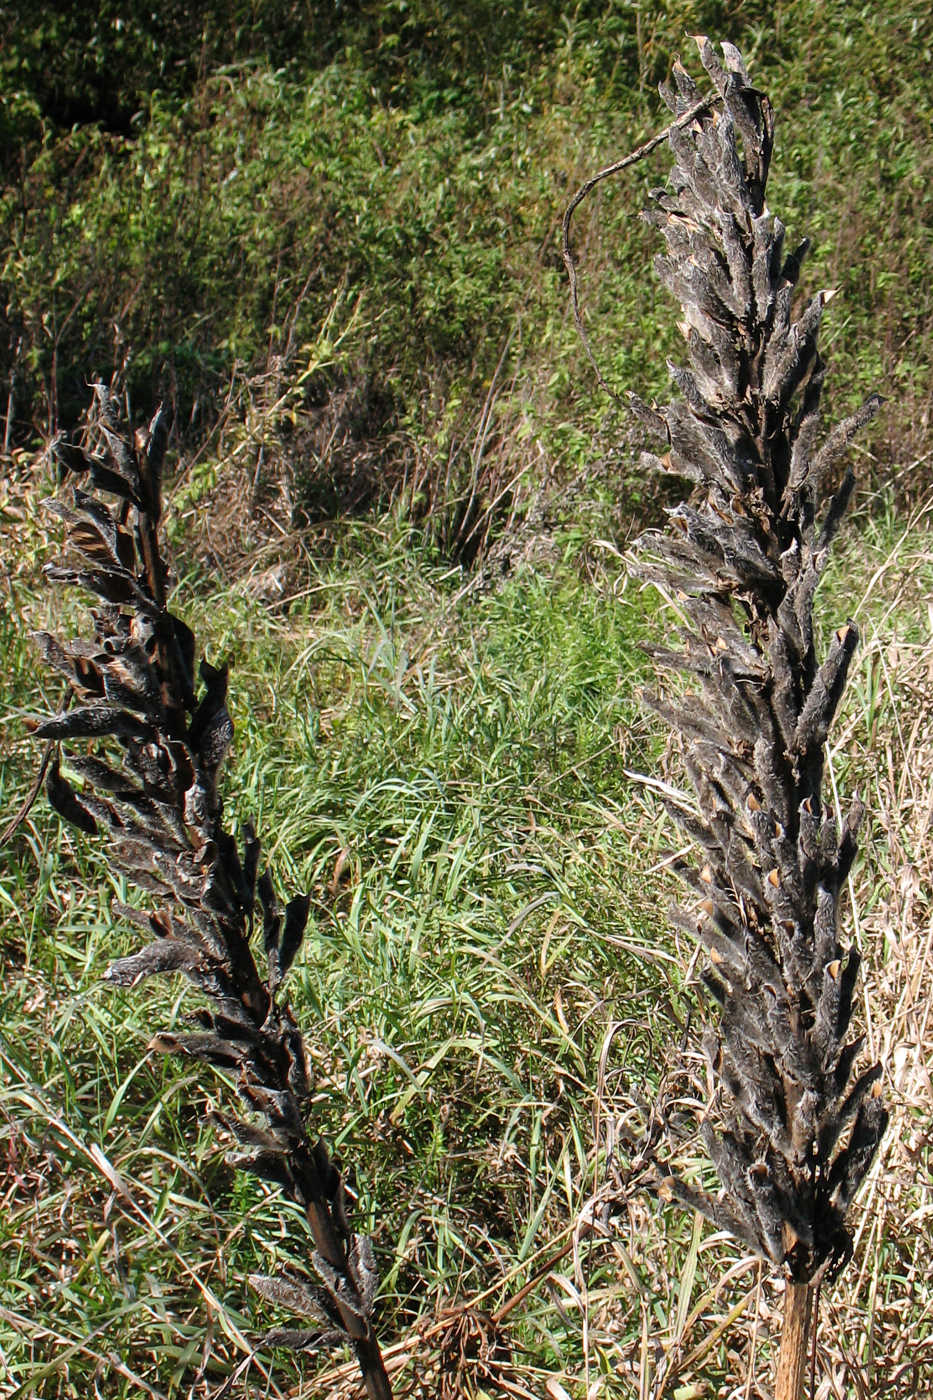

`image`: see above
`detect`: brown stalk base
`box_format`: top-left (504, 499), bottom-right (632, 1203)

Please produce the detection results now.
top-left (303, 1199), bottom-right (393, 1399)
top-left (356, 1337), bottom-right (393, 1400)
top-left (774, 1281), bottom-right (815, 1400)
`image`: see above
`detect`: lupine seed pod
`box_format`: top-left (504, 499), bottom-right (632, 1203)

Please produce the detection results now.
top-left (631, 40), bottom-right (887, 1286)
top-left (29, 384), bottom-right (393, 1400)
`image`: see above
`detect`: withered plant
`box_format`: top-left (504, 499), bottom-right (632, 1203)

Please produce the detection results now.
top-left (626, 40), bottom-right (888, 1398)
top-left (27, 385), bottom-right (393, 1400)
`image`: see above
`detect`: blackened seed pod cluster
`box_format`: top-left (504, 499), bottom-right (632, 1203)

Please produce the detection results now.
top-left (33, 383), bottom-right (392, 1399)
top-left (631, 39), bottom-right (887, 1284)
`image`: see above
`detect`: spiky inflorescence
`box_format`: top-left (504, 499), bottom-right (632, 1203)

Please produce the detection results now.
top-left (630, 40), bottom-right (888, 1284)
top-left (30, 385), bottom-right (392, 1400)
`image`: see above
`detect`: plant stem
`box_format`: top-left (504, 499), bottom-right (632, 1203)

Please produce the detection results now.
top-left (35, 390), bottom-right (396, 1400)
top-left (775, 1281), bottom-right (814, 1400)
top-left (352, 1329), bottom-right (393, 1400)
top-left (304, 1198), bottom-right (394, 1399)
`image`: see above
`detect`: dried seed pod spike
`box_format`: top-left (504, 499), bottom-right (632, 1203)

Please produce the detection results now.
top-left (29, 393), bottom-right (393, 1400)
top-left (628, 40), bottom-right (887, 1394)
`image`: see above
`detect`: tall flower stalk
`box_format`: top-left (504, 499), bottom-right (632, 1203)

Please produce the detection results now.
top-left (629, 40), bottom-right (888, 1396)
top-left (30, 385), bottom-right (393, 1400)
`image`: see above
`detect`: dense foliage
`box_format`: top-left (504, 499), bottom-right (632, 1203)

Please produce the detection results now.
top-left (2, 1), bottom-right (932, 524)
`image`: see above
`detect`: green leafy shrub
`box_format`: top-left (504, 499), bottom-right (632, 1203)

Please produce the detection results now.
top-left (4, 1), bottom-right (931, 543)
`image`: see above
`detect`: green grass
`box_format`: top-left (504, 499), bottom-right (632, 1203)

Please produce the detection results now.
top-left (0, 511), bottom-right (670, 1396)
top-left (3, 479), bottom-right (933, 1395)
top-left (3, 6), bottom-right (933, 1393)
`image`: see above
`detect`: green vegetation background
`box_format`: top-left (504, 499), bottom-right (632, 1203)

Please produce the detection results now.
top-left (3, 0), bottom-right (931, 500)
top-left (2, 3), bottom-right (931, 1396)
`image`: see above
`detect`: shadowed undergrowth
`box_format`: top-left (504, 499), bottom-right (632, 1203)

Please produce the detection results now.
top-left (3, 0), bottom-right (932, 553)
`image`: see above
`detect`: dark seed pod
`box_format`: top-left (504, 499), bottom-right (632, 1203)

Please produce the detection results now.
top-left (630, 42), bottom-right (886, 1285)
top-left (28, 385), bottom-right (393, 1399)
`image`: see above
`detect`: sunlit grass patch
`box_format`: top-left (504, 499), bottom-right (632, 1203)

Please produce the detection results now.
top-left (1, 510), bottom-right (671, 1395)
top-left (4, 477), bottom-right (932, 1395)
